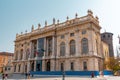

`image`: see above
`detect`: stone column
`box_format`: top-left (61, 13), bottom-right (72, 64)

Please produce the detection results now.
top-left (88, 29), bottom-right (94, 55)
top-left (36, 39), bottom-right (38, 58)
top-left (27, 61), bottom-right (31, 72)
top-left (16, 64), bottom-right (18, 73)
top-left (23, 49), bottom-right (25, 60)
top-left (75, 31), bottom-right (79, 56)
top-left (21, 63), bottom-right (25, 73)
top-left (29, 42), bottom-right (32, 58)
top-left (42, 60), bottom-right (45, 71)
top-left (44, 37), bottom-right (46, 57)
top-left (34, 60), bottom-right (36, 71)
top-left (65, 33), bottom-right (69, 57)
top-left (18, 50), bottom-right (20, 60)
top-left (52, 36), bottom-right (55, 58)
top-left (46, 38), bottom-right (48, 56)
top-left (51, 59), bottom-right (54, 71)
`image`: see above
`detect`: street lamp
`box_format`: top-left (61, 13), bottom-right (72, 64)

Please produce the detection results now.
top-left (62, 69), bottom-right (65, 80)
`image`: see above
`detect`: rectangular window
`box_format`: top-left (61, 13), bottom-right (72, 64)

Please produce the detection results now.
top-left (48, 38), bottom-right (52, 56)
top-left (71, 62), bottom-right (74, 71)
top-left (82, 30), bottom-right (86, 34)
top-left (83, 62), bottom-right (87, 71)
top-left (61, 35), bottom-right (64, 39)
top-left (70, 33), bottom-right (74, 37)
top-left (61, 63), bottom-right (64, 71)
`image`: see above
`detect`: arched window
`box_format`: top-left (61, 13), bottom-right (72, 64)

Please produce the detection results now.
top-left (60, 42), bottom-right (65, 56)
top-left (81, 38), bottom-right (88, 54)
top-left (70, 40), bottom-right (76, 55)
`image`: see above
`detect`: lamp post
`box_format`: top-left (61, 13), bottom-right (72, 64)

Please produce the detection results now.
top-left (62, 69), bottom-right (65, 80)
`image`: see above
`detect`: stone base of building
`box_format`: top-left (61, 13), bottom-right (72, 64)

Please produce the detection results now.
top-left (29, 70), bottom-right (113, 77)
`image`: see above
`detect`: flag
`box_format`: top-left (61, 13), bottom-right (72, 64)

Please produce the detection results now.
top-left (41, 48), bottom-right (45, 52)
top-left (34, 51), bottom-right (39, 55)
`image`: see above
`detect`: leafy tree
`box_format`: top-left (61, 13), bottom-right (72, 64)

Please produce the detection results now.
top-left (104, 57), bottom-right (120, 73)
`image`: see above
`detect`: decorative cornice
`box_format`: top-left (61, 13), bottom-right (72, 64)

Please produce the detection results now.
top-left (15, 11), bottom-right (100, 42)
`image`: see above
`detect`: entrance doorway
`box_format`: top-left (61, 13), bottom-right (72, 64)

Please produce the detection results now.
top-left (46, 61), bottom-right (50, 71)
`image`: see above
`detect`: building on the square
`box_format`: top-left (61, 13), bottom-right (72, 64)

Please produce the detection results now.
top-left (101, 32), bottom-right (114, 57)
top-left (12, 10), bottom-right (111, 73)
top-left (0, 52), bottom-right (13, 73)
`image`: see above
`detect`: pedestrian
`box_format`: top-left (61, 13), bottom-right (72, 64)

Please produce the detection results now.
top-left (2, 73), bottom-right (5, 80)
top-left (91, 72), bottom-right (94, 78)
top-left (28, 72), bottom-right (30, 80)
top-left (25, 73), bottom-right (28, 79)
top-left (5, 73), bottom-right (8, 80)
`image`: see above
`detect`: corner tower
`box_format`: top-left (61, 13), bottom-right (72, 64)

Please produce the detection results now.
top-left (101, 32), bottom-right (114, 57)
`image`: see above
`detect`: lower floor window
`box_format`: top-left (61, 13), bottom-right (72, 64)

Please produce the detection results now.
top-left (83, 61), bottom-right (87, 70)
top-left (70, 62), bottom-right (74, 71)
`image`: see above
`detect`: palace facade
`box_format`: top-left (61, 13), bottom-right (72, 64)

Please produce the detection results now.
top-left (12, 10), bottom-right (108, 73)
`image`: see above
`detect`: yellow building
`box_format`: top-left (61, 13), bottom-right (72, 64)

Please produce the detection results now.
top-left (101, 41), bottom-right (110, 70)
top-left (0, 52), bottom-right (13, 73)
top-left (13, 10), bottom-right (107, 73)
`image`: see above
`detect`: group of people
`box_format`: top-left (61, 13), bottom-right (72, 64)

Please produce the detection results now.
top-left (2, 73), bottom-right (8, 80)
top-left (25, 72), bottom-right (30, 80)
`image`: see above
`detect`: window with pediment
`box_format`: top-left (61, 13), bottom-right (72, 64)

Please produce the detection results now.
top-left (83, 61), bottom-right (87, 71)
top-left (81, 38), bottom-right (88, 54)
top-left (20, 49), bottom-right (23, 60)
top-left (70, 40), bottom-right (76, 55)
top-left (60, 42), bottom-right (65, 56)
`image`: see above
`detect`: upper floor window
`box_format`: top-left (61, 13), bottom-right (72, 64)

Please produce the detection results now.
top-left (108, 35), bottom-right (110, 38)
top-left (61, 35), bottom-right (64, 39)
top-left (70, 33), bottom-right (74, 37)
top-left (103, 35), bottom-right (105, 38)
top-left (70, 40), bottom-right (76, 55)
top-left (60, 42), bottom-right (65, 56)
top-left (48, 38), bottom-right (52, 56)
top-left (81, 38), bottom-right (88, 54)
top-left (82, 30), bottom-right (86, 34)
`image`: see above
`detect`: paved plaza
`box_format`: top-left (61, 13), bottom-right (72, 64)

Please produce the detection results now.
top-left (0, 74), bottom-right (120, 80)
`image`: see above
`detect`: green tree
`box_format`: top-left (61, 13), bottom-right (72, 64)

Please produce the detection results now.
top-left (104, 57), bottom-right (120, 73)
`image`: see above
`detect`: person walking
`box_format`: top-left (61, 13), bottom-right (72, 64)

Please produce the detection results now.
top-left (2, 73), bottom-right (5, 80)
top-left (91, 72), bottom-right (94, 78)
top-left (25, 73), bottom-right (28, 79)
top-left (28, 72), bottom-right (30, 80)
top-left (5, 73), bottom-right (8, 80)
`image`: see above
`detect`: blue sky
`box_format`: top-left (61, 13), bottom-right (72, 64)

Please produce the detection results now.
top-left (0, 0), bottom-right (120, 54)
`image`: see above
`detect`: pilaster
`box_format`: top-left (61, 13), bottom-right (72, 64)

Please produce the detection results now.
top-left (34, 60), bottom-right (36, 71)
top-left (75, 30), bottom-right (79, 56)
top-left (42, 60), bottom-right (45, 71)
top-left (65, 32), bottom-right (69, 57)
top-left (52, 36), bottom-right (55, 58)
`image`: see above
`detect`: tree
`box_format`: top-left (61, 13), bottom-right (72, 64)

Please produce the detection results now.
top-left (104, 57), bottom-right (120, 73)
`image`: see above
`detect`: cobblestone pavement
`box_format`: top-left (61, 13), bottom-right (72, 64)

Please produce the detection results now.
top-left (0, 74), bottom-right (120, 80)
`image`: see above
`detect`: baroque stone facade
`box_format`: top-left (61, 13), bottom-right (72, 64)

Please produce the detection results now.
top-left (12, 10), bottom-right (106, 73)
